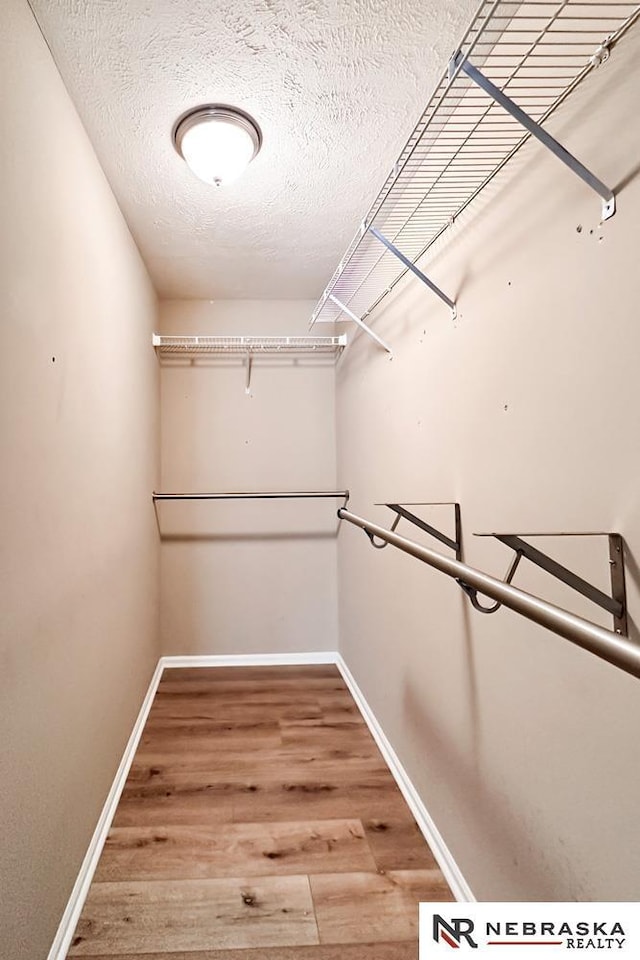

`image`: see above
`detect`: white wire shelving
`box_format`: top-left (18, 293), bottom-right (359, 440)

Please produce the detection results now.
top-left (310, 0), bottom-right (640, 344)
top-left (152, 334), bottom-right (347, 392)
top-left (152, 334), bottom-right (346, 358)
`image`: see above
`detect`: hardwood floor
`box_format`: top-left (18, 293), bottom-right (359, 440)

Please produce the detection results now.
top-left (67, 665), bottom-right (452, 958)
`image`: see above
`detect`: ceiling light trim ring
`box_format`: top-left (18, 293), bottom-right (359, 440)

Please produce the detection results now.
top-left (172, 105), bottom-right (262, 163)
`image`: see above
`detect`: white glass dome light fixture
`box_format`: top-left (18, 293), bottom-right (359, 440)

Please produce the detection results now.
top-left (173, 105), bottom-right (262, 187)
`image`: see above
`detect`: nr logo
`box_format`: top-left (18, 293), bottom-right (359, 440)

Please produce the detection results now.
top-left (433, 914), bottom-right (479, 949)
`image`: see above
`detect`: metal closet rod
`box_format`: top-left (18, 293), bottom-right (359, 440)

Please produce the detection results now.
top-left (338, 508), bottom-right (640, 682)
top-left (153, 490), bottom-right (349, 501)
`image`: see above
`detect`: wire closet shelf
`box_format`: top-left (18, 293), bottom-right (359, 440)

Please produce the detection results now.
top-left (310, 0), bottom-right (640, 330)
top-left (153, 334), bottom-right (346, 357)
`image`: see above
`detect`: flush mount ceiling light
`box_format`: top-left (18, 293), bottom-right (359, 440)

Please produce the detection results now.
top-left (173, 105), bottom-right (262, 187)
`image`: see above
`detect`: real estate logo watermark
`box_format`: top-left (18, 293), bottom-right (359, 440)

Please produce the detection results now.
top-left (420, 903), bottom-right (638, 959)
top-left (433, 913), bottom-right (479, 949)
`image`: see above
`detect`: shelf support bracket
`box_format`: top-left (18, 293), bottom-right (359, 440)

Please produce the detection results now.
top-left (467, 532), bottom-right (627, 634)
top-left (449, 51), bottom-right (616, 221)
top-left (368, 226), bottom-right (457, 318)
top-left (245, 352), bottom-right (252, 394)
top-left (328, 294), bottom-right (393, 354)
top-left (366, 502), bottom-right (462, 560)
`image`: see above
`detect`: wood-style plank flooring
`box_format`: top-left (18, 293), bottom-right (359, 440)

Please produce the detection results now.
top-left (67, 665), bottom-right (452, 958)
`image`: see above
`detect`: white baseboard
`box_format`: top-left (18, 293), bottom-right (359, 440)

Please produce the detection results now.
top-left (160, 651), bottom-right (339, 669)
top-left (335, 653), bottom-right (475, 903)
top-left (47, 660), bottom-right (165, 960)
top-left (49, 648), bottom-right (471, 957)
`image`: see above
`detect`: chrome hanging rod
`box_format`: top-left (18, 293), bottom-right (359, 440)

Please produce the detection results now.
top-left (337, 507), bottom-right (640, 681)
top-left (154, 490), bottom-right (350, 501)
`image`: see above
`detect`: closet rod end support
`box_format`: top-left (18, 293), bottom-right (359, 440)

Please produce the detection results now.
top-left (601, 195), bottom-right (616, 221)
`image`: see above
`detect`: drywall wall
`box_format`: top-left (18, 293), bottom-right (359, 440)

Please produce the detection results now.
top-left (159, 300), bottom-right (339, 655)
top-left (336, 25), bottom-right (640, 900)
top-left (0, 2), bottom-right (160, 957)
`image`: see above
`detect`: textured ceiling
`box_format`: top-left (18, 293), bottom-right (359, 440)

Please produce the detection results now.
top-left (29, 0), bottom-right (477, 299)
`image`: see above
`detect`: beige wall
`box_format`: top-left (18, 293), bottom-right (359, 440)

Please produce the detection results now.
top-left (336, 26), bottom-right (640, 900)
top-left (159, 300), bottom-right (338, 655)
top-left (0, 2), bottom-right (160, 957)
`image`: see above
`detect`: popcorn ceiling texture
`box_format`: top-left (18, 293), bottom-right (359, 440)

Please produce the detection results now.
top-left (28, 0), bottom-right (477, 300)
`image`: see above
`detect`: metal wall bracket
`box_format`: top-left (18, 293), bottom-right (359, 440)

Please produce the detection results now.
top-left (365, 502), bottom-right (462, 560)
top-left (449, 51), bottom-right (616, 222)
top-left (367, 227), bottom-right (457, 319)
top-left (245, 352), bottom-right (253, 394)
top-left (328, 294), bottom-right (393, 355)
top-left (468, 531), bottom-right (627, 635)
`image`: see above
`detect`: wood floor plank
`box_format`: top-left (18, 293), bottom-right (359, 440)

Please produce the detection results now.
top-left (310, 870), bottom-right (454, 944)
top-left (152, 688), bottom-right (351, 706)
top-left (113, 772), bottom-right (406, 827)
top-left (68, 876), bottom-right (319, 956)
top-left (147, 699), bottom-right (324, 724)
top-left (319, 708), bottom-right (364, 724)
top-left (75, 940), bottom-right (418, 959)
top-left (229, 775), bottom-right (410, 823)
top-left (157, 678), bottom-right (348, 696)
top-left (161, 665), bottom-right (341, 682)
top-left (139, 720), bottom-right (282, 753)
top-left (95, 819), bottom-right (377, 882)
top-left (280, 714), bottom-right (364, 729)
top-left (112, 782), bottom-right (234, 828)
top-left (75, 941), bottom-right (418, 960)
top-left (143, 716), bottom-right (280, 732)
top-left (279, 721), bottom-right (377, 750)
top-left (127, 746), bottom-right (389, 784)
top-left (362, 816), bottom-right (439, 872)
top-left (144, 716), bottom-right (282, 732)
